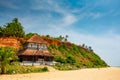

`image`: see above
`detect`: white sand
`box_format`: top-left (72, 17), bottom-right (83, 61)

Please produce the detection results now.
top-left (0, 67), bottom-right (120, 80)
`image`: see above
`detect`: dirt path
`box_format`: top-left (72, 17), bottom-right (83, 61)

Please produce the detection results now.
top-left (0, 67), bottom-right (120, 80)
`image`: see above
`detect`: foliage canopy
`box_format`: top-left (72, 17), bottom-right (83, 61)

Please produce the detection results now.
top-left (0, 47), bottom-right (18, 74)
top-left (0, 18), bottom-right (25, 38)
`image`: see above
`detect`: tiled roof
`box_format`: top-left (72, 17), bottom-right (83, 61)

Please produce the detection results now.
top-left (27, 35), bottom-right (47, 44)
top-left (18, 49), bottom-right (54, 57)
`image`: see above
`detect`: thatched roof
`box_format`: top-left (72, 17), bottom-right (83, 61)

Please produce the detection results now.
top-left (18, 49), bottom-right (54, 57)
top-left (27, 35), bottom-right (47, 44)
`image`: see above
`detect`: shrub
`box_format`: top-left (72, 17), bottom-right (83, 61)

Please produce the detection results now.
top-left (7, 69), bottom-right (15, 74)
top-left (49, 44), bottom-right (57, 49)
top-left (10, 62), bottom-right (20, 66)
top-left (58, 46), bottom-right (65, 53)
top-left (71, 45), bottom-right (79, 53)
top-left (66, 56), bottom-right (76, 64)
top-left (74, 62), bottom-right (81, 68)
top-left (42, 67), bottom-right (48, 71)
top-left (54, 56), bottom-right (66, 63)
top-left (5, 64), bottom-right (49, 74)
top-left (54, 63), bottom-right (73, 70)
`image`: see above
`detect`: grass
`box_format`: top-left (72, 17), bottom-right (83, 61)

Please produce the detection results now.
top-left (53, 63), bottom-right (80, 70)
top-left (48, 43), bottom-right (108, 71)
top-left (0, 62), bottom-right (49, 74)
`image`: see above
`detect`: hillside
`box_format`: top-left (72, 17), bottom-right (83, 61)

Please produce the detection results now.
top-left (0, 36), bottom-right (108, 69)
top-left (42, 36), bottom-right (108, 69)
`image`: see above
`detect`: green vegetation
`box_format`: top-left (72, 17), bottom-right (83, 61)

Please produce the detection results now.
top-left (0, 18), bottom-right (25, 38)
top-left (0, 47), bottom-right (48, 74)
top-left (25, 32), bottom-right (39, 39)
top-left (48, 43), bottom-right (108, 70)
top-left (2, 62), bottom-right (48, 74)
top-left (0, 18), bottom-right (108, 71)
top-left (0, 47), bottom-right (18, 74)
top-left (46, 35), bottom-right (69, 42)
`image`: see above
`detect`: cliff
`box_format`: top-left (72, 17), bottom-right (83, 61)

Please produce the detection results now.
top-left (0, 37), bottom-right (21, 49)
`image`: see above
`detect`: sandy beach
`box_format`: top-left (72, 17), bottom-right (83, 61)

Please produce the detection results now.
top-left (0, 67), bottom-right (120, 80)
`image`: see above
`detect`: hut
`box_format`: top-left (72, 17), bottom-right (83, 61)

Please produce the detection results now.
top-left (18, 35), bottom-right (54, 65)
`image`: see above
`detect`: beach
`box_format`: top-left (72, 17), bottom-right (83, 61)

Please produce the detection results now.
top-left (0, 67), bottom-right (120, 80)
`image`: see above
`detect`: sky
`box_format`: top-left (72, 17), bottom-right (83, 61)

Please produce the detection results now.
top-left (0, 0), bottom-right (120, 66)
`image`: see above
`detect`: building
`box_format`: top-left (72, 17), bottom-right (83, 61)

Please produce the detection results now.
top-left (17, 35), bottom-right (54, 65)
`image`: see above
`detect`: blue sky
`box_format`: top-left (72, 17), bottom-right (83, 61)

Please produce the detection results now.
top-left (0, 0), bottom-right (120, 66)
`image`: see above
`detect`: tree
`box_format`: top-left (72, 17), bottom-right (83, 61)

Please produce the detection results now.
top-left (4, 18), bottom-right (25, 38)
top-left (82, 44), bottom-right (85, 48)
top-left (46, 35), bottom-right (50, 38)
top-left (25, 33), bottom-right (39, 39)
top-left (0, 47), bottom-right (18, 74)
top-left (0, 26), bottom-right (3, 37)
top-left (25, 33), bottom-right (35, 39)
top-left (88, 46), bottom-right (93, 52)
top-left (59, 35), bottom-right (64, 41)
top-left (64, 35), bottom-right (68, 41)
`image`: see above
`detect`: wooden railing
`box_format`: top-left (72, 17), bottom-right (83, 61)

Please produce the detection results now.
top-left (21, 61), bottom-right (55, 66)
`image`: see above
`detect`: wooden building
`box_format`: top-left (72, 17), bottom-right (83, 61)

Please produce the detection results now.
top-left (17, 35), bottom-right (54, 65)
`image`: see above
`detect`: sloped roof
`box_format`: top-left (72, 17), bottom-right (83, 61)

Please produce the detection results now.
top-left (27, 35), bottom-right (47, 44)
top-left (18, 49), bottom-right (54, 57)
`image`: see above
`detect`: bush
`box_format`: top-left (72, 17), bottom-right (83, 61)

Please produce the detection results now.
top-left (66, 56), bottom-right (76, 64)
top-left (49, 44), bottom-right (57, 49)
top-left (71, 45), bottom-right (80, 53)
top-left (74, 62), bottom-right (81, 68)
top-left (54, 56), bottom-right (66, 63)
top-left (42, 67), bottom-right (48, 71)
top-left (7, 69), bottom-right (15, 74)
top-left (10, 62), bottom-right (20, 66)
top-left (5, 64), bottom-right (49, 74)
top-left (54, 63), bottom-right (73, 70)
top-left (58, 46), bottom-right (65, 53)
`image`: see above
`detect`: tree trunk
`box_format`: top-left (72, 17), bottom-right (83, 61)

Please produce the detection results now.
top-left (1, 65), bottom-right (6, 74)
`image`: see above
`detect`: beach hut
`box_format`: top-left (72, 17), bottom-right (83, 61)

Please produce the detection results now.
top-left (17, 35), bottom-right (54, 65)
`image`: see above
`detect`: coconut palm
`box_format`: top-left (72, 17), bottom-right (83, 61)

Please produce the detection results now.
top-left (0, 47), bottom-right (18, 74)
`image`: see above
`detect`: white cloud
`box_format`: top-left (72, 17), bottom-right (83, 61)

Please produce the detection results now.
top-left (62, 14), bottom-right (77, 26)
top-left (30, 0), bottom-right (78, 28)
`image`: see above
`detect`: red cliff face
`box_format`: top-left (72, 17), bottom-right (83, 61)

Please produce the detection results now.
top-left (42, 37), bottom-right (61, 46)
top-left (0, 37), bottom-right (21, 49)
top-left (0, 37), bottom-right (88, 52)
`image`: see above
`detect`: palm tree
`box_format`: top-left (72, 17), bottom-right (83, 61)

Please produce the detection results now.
top-left (0, 47), bottom-right (18, 74)
top-left (64, 35), bottom-right (69, 41)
